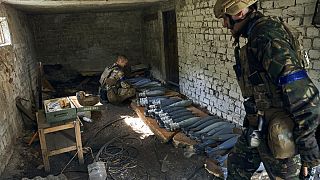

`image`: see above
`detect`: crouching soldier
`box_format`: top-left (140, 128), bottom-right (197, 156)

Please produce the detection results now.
top-left (99, 55), bottom-right (136, 104)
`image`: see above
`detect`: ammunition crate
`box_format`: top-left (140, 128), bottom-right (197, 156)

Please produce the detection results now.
top-left (44, 97), bottom-right (77, 124)
top-left (68, 96), bottom-right (104, 112)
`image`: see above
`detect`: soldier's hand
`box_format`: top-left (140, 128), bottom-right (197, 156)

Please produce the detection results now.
top-left (299, 138), bottom-right (320, 168)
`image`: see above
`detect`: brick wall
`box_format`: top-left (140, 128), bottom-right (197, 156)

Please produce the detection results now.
top-left (97, 0), bottom-right (319, 125)
top-left (29, 11), bottom-right (144, 73)
top-left (0, 4), bottom-right (37, 174)
top-left (175, 0), bottom-right (320, 124)
top-left (176, 0), bottom-right (244, 124)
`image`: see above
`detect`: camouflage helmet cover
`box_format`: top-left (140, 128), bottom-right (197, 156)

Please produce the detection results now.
top-left (214, 0), bottom-right (258, 18)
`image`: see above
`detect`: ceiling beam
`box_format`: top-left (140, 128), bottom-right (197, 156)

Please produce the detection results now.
top-left (1, 0), bottom-right (169, 14)
top-left (2, 0), bottom-right (168, 6)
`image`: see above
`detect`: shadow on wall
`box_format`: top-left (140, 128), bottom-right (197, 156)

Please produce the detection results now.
top-left (42, 64), bottom-right (100, 98)
top-left (312, 0), bottom-right (320, 27)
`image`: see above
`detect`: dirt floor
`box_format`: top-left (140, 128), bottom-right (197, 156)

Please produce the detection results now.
top-left (1, 102), bottom-right (220, 180)
top-left (0, 69), bottom-right (280, 180)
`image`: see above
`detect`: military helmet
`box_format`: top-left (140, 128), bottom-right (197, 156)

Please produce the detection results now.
top-left (214, 0), bottom-right (258, 18)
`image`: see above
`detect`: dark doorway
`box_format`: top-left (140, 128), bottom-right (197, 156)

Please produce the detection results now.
top-left (163, 10), bottom-right (179, 86)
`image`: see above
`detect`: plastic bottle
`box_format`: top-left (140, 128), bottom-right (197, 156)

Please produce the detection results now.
top-left (88, 162), bottom-right (107, 180)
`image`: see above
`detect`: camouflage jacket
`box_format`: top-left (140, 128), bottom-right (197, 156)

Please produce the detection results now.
top-left (99, 63), bottom-right (131, 89)
top-left (240, 12), bottom-right (320, 155)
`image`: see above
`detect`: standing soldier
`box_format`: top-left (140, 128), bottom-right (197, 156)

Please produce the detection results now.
top-left (213, 0), bottom-right (320, 179)
top-left (99, 55), bottom-right (136, 104)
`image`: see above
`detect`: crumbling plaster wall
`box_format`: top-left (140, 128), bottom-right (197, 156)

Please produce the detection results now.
top-left (30, 11), bottom-right (144, 73)
top-left (142, 1), bottom-right (175, 80)
top-left (0, 4), bottom-right (37, 174)
top-left (175, 0), bottom-right (320, 125)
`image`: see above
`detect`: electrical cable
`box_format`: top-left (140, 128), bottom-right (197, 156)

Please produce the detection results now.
top-left (60, 151), bottom-right (78, 175)
top-left (94, 135), bottom-right (142, 179)
top-left (85, 117), bottom-right (126, 146)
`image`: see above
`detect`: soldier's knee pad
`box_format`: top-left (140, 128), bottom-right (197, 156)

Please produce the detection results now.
top-left (267, 112), bottom-right (296, 159)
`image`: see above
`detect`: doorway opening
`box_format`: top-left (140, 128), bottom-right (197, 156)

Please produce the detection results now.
top-left (163, 10), bottom-right (179, 87)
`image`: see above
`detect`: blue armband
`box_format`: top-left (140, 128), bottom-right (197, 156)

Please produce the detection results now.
top-left (278, 70), bottom-right (308, 86)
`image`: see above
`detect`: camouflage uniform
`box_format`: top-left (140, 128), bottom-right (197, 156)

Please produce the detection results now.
top-left (99, 63), bottom-right (136, 104)
top-left (227, 12), bottom-right (320, 179)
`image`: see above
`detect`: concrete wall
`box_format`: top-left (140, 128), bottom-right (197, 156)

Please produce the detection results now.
top-left (0, 4), bottom-right (37, 174)
top-left (175, 0), bottom-right (320, 124)
top-left (29, 11), bottom-right (144, 73)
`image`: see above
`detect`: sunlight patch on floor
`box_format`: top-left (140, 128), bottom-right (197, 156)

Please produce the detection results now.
top-left (122, 116), bottom-right (154, 139)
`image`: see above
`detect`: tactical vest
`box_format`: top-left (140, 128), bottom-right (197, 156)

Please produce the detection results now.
top-left (235, 16), bottom-right (306, 158)
top-left (235, 16), bottom-right (309, 111)
top-left (99, 64), bottom-right (119, 88)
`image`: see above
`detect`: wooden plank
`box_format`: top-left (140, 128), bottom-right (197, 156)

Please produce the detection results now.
top-left (43, 123), bottom-right (75, 134)
top-left (172, 132), bottom-right (197, 148)
top-left (131, 102), bottom-right (177, 143)
top-left (69, 96), bottom-right (82, 108)
top-left (38, 128), bottom-right (50, 172)
top-left (37, 110), bottom-right (49, 129)
top-left (4, 0), bottom-right (168, 6)
top-left (75, 118), bottom-right (84, 164)
top-left (37, 110), bottom-right (84, 172)
top-left (164, 90), bottom-right (181, 97)
top-left (48, 146), bottom-right (77, 157)
top-left (204, 158), bottom-right (225, 178)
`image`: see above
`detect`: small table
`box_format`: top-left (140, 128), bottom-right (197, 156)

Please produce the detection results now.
top-left (36, 110), bottom-right (84, 172)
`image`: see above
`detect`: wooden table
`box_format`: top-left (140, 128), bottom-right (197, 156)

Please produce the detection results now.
top-left (36, 110), bottom-right (84, 172)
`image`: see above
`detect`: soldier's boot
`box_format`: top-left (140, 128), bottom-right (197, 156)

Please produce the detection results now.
top-left (118, 88), bottom-right (136, 102)
top-left (227, 134), bottom-right (261, 180)
top-left (107, 88), bottom-right (121, 104)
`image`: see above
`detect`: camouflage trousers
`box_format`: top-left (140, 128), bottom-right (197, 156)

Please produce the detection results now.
top-left (227, 133), bottom-right (301, 180)
top-left (107, 87), bottom-right (136, 104)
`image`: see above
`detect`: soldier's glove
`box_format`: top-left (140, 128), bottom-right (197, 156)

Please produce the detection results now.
top-left (299, 137), bottom-right (320, 168)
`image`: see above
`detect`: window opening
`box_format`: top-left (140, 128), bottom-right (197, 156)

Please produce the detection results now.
top-left (0, 17), bottom-right (11, 46)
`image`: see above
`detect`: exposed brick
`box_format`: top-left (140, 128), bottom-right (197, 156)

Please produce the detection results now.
top-left (309, 50), bottom-right (320, 59)
top-left (313, 61), bottom-right (320, 70)
top-left (313, 38), bottom-right (320, 49)
top-left (261, 1), bottom-right (273, 9)
top-left (31, 11), bottom-right (144, 73)
top-left (304, 4), bottom-right (317, 15)
top-left (296, 0), bottom-right (316, 4)
top-left (303, 16), bottom-right (314, 26)
top-left (303, 38), bottom-right (312, 49)
top-left (282, 6), bottom-right (305, 17)
top-left (151, 0), bottom-right (319, 126)
top-left (307, 27), bottom-right (319, 37)
top-left (0, 5), bottom-right (36, 174)
top-left (287, 17), bottom-right (301, 26)
top-left (274, 0), bottom-right (295, 8)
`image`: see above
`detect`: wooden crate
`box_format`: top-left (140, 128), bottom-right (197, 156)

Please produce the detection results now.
top-left (44, 97), bottom-right (77, 124)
